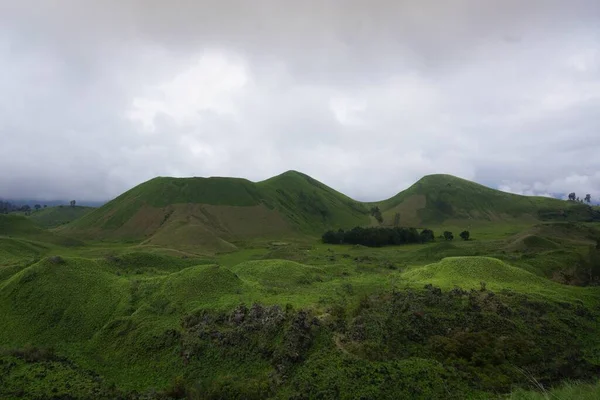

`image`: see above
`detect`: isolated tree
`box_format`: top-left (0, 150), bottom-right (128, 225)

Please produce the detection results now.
top-left (568, 192), bottom-right (576, 201)
top-left (443, 231), bottom-right (454, 241)
top-left (393, 212), bottom-right (400, 227)
top-left (34, 204), bottom-right (41, 211)
top-left (370, 206), bottom-right (383, 224)
top-left (21, 205), bottom-right (31, 212)
top-left (43, 204), bottom-right (47, 208)
top-left (420, 229), bottom-right (435, 243)
top-left (70, 200), bottom-right (76, 207)
top-left (460, 230), bottom-right (470, 241)
top-left (585, 194), bottom-right (591, 203)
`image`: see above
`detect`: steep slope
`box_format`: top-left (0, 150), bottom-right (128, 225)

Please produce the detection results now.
top-left (62, 171), bottom-right (370, 249)
top-left (257, 170), bottom-right (369, 231)
top-left (376, 174), bottom-right (599, 226)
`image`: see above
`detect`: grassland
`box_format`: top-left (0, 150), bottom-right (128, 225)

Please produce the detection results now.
top-left (25, 205), bottom-right (94, 228)
top-left (1, 172), bottom-right (599, 399)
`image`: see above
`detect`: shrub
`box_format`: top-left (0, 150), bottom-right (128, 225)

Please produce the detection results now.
top-left (49, 255), bottom-right (66, 265)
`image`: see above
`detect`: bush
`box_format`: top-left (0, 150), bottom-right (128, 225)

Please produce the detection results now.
top-left (49, 255), bottom-right (66, 265)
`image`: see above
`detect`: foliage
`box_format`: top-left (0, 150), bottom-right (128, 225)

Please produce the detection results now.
top-left (322, 226), bottom-right (432, 247)
top-left (444, 230), bottom-right (454, 241)
top-left (460, 230), bottom-right (470, 241)
top-left (370, 206), bottom-right (383, 223)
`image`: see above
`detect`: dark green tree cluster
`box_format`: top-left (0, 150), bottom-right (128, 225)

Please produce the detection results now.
top-left (569, 192), bottom-right (593, 204)
top-left (322, 226), bottom-right (435, 247)
top-left (370, 206), bottom-right (383, 224)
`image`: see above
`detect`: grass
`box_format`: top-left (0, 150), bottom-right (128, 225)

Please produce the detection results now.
top-left (402, 256), bottom-right (599, 305)
top-left (2, 172), bottom-right (600, 399)
top-left (375, 174), bottom-right (599, 226)
top-left (25, 205), bottom-right (94, 228)
top-left (0, 214), bottom-right (83, 247)
top-left (0, 257), bottom-right (129, 344)
top-left (509, 380), bottom-right (600, 399)
top-left (229, 259), bottom-right (327, 288)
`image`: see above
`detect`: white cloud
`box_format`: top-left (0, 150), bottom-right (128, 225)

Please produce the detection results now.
top-left (128, 52), bottom-right (248, 131)
top-left (1, 0), bottom-right (600, 202)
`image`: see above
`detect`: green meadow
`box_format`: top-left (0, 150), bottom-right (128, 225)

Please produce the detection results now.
top-left (1, 173), bottom-right (599, 399)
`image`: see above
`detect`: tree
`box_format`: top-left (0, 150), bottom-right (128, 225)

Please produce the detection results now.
top-left (70, 200), bottom-right (76, 207)
top-left (393, 212), bottom-right (400, 227)
top-left (460, 230), bottom-right (470, 241)
top-left (370, 206), bottom-right (383, 224)
top-left (443, 231), bottom-right (454, 241)
top-left (585, 194), bottom-right (592, 204)
top-left (568, 192), bottom-right (576, 201)
top-left (420, 229), bottom-right (435, 243)
top-left (34, 204), bottom-right (41, 211)
top-left (43, 205), bottom-right (47, 208)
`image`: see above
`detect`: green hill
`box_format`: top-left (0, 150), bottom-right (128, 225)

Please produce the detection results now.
top-left (59, 172), bottom-right (598, 250)
top-left (61, 171), bottom-right (370, 250)
top-left (0, 214), bottom-right (83, 247)
top-left (375, 174), bottom-right (599, 226)
top-left (27, 205), bottom-right (94, 228)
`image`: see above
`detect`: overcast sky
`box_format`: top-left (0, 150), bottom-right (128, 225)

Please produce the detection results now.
top-left (1, 0), bottom-right (599, 202)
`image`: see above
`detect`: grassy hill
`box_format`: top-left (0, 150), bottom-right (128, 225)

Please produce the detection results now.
top-left (26, 205), bottom-right (94, 228)
top-left (0, 214), bottom-right (83, 248)
top-left (61, 171), bottom-right (370, 250)
top-left (58, 172), bottom-right (600, 252)
top-left (375, 174), bottom-right (599, 226)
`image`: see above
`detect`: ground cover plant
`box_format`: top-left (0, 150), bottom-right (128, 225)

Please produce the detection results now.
top-left (1, 172), bottom-right (599, 399)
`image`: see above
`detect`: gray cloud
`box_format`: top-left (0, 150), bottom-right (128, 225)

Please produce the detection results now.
top-left (1, 0), bottom-right (599, 202)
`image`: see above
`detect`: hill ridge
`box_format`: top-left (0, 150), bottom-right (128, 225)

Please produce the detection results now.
top-left (58, 171), bottom-right (599, 249)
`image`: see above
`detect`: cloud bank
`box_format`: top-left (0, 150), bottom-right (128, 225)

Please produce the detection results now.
top-left (0, 0), bottom-right (599, 202)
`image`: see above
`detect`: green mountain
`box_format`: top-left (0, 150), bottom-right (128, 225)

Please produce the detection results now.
top-left (60, 172), bottom-right (599, 251)
top-left (61, 171), bottom-right (369, 250)
top-left (375, 174), bottom-right (599, 226)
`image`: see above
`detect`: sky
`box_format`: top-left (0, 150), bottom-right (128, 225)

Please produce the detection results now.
top-left (1, 0), bottom-right (599, 202)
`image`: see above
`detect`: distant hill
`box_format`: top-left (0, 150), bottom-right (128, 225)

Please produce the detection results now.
top-left (25, 206), bottom-right (95, 229)
top-left (60, 172), bottom-right (599, 250)
top-left (374, 174), bottom-right (599, 226)
top-left (0, 214), bottom-right (83, 248)
top-left (60, 171), bottom-right (369, 250)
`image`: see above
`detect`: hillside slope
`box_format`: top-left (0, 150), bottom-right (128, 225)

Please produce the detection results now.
top-left (60, 172), bottom-right (598, 249)
top-left (61, 171), bottom-right (370, 250)
top-left (26, 205), bottom-right (94, 228)
top-left (0, 214), bottom-right (83, 248)
top-left (375, 174), bottom-right (599, 226)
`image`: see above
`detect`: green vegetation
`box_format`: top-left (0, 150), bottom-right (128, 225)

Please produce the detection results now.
top-left (1, 172), bottom-right (600, 398)
top-left (375, 174), bottom-right (600, 226)
top-left (26, 205), bottom-right (94, 228)
top-left (322, 226), bottom-right (431, 247)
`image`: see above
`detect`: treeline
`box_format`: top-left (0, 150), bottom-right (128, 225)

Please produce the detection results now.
top-left (0, 201), bottom-right (50, 214)
top-left (0, 201), bottom-right (23, 214)
top-left (322, 226), bottom-right (435, 247)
